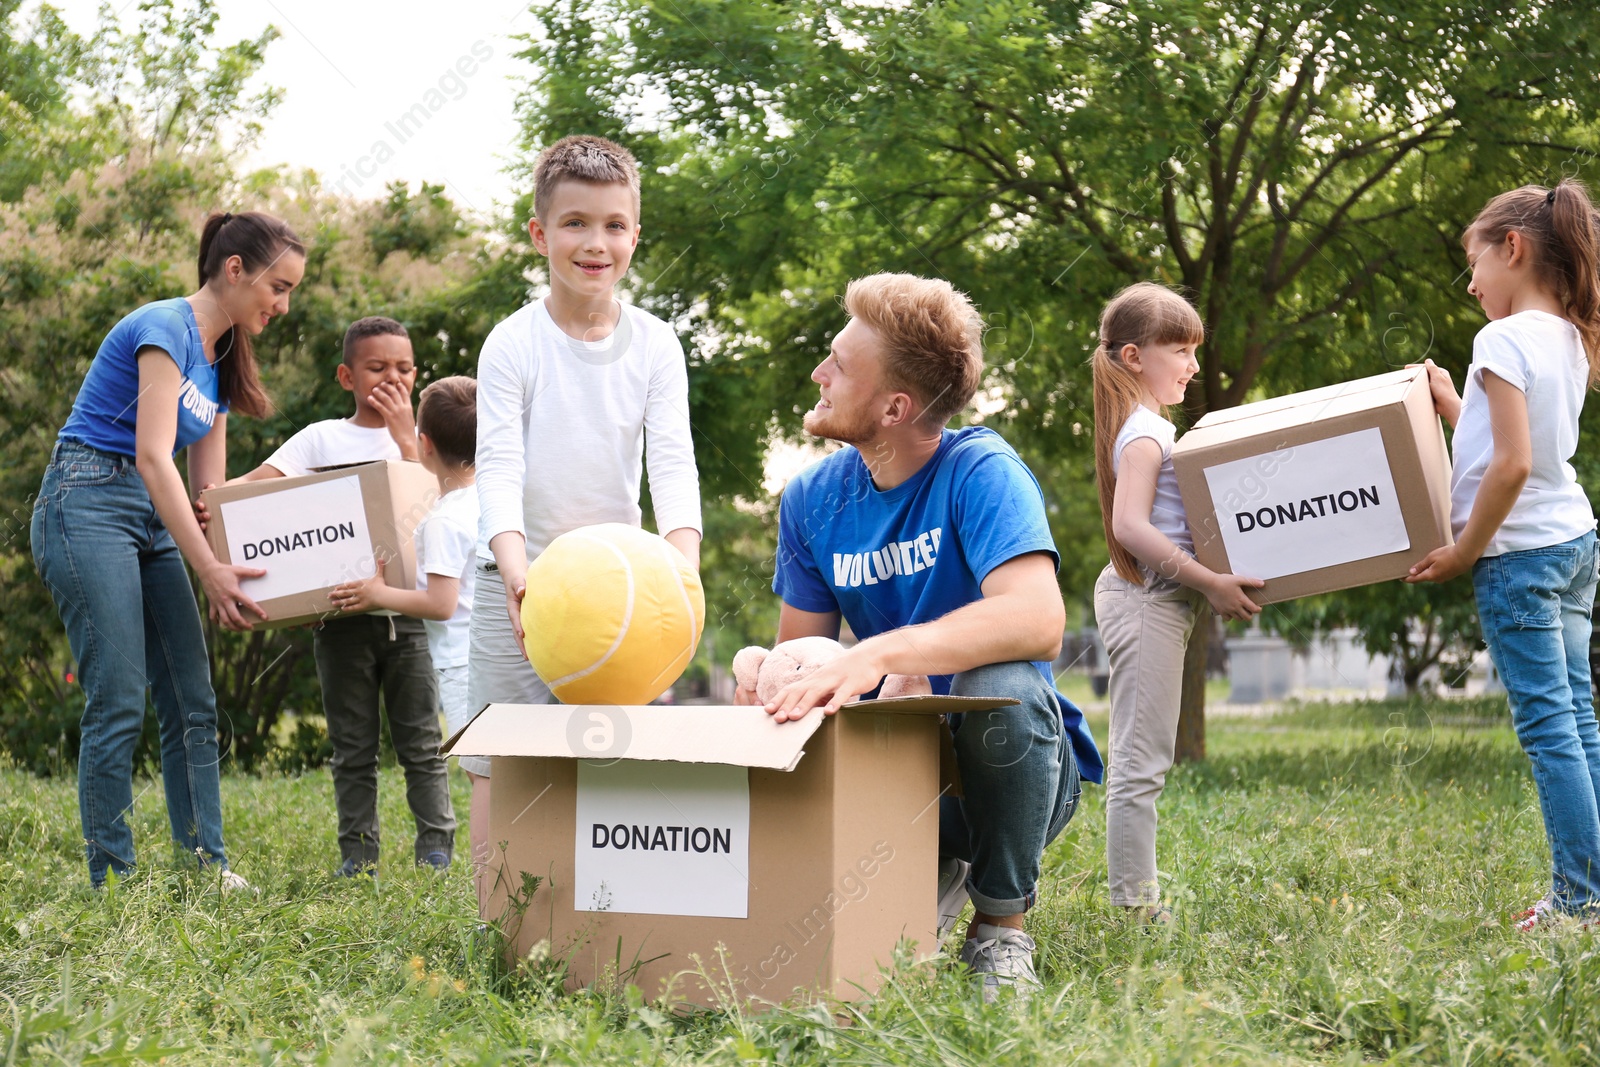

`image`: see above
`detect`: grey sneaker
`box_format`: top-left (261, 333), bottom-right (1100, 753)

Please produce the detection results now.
top-left (958, 923), bottom-right (1041, 1003)
top-left (936, 858), bottom-right (971, 941)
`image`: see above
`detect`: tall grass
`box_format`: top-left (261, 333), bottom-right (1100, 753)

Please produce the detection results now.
top-left (3, 697), bottom-right (1596, 1064)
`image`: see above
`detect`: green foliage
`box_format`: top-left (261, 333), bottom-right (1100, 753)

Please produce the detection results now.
top-left (0, 4), bottom-right (500, 774)
top-left (0, 1), bottom-right (88, 202)
top-left (3, 701), bottom-right (1599, 1062)
top-left (513, 0), bottom-right (1600, 671)
top-left (367, 181), bottom-right (468, 264)
top-left (1263, 581), bottom-right (1485, 692)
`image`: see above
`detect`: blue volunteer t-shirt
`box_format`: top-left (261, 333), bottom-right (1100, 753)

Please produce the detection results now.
top-left (59, 298), bottom-right (225, 457)
top-left (773, 426), bottom-right (1105, 784)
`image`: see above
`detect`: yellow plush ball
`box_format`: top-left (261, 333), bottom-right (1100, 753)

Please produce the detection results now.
top-left (522, 523), bottom-right (705, 705)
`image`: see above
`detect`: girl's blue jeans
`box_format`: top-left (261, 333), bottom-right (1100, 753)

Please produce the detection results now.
top-left (31, 440), bottom-right (230, 886)
top-left (1473, 530), bottom-right (1600, 915)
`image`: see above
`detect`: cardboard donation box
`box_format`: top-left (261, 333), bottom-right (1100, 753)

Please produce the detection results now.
top-left (201, 460), bottom-right (439, 628)
top-left (444, 695), bottom-right (1016, 1006)
top-left (1171, 367), bottom-right (1452, 604)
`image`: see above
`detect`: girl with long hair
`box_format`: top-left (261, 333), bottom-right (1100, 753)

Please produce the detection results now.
top-left (1091, 282), bottom-right (1263, 921)
top-left (1408, 179), bottom-right (1600, 930)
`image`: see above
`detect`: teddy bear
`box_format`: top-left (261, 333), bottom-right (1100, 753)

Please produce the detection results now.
top-left (731, 636), bottom-right (933, 706)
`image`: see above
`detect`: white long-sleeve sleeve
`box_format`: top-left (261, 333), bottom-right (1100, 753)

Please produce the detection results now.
top-left (474, 315), bottom-right (533, 549)
top-left (473, 299), bottom-right (703, 563)
top-left (643, 328), bottom-right (703, 538)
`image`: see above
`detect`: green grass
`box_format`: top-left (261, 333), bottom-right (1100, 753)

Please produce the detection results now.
top-left (3, 697), bottom-right (1599, 1065)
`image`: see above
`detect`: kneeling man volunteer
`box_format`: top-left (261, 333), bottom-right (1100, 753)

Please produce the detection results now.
top-left (736, 273), bottom-right (1103, 1002)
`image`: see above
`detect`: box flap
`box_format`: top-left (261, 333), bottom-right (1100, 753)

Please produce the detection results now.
top-left (841, 694), bottom-right (1020, 715)
top-left (444, 704), bottom-right (829, 771)
top-left (1187, 367), bottom-right (1420, 431)
top-left (1175, 368), bottom-right (1425, 456)
top-left (443, 695), bottom-right (1019, 772)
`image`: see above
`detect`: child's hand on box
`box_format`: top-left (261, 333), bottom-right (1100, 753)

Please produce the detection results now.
top-left (1412, 359), bottom-right (1461, 428)
top-left (331, 566), bottom-right (392, 613)
top-left (1203, 572), bottom-right (1265, 621)
top-left (1405, 543), bottom-right (1471, 583)
top-left (369, 381), bottom-right (420, 461)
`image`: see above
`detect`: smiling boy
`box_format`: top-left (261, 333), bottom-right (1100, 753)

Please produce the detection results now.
top-left (469, 136), bottom-right (702, 804)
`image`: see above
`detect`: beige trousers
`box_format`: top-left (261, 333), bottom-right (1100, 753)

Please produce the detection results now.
top-left (1093, 564), bottom-right (1203, 907)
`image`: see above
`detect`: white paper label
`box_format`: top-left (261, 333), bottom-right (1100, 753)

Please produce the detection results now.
top-left (1201, 427), bottom-right (1410, 580)
top-left (574, 760), bottom-right (750, 918)
top-left (221, 475), bottom-right (376, 601)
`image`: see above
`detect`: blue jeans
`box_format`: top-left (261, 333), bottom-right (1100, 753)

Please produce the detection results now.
top-left (31, 440), bottom-right (230, 886)
top-left (939, 661), bottom-right (1081, 915)
top-left (1473, 530), bottom-right (1600, 915)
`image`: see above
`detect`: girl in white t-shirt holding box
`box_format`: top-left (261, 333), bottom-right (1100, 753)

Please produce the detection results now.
top-left (1408, 180), bottom-right (1600, 931)
top-left (1090, 283), bottom-right (1264, 923)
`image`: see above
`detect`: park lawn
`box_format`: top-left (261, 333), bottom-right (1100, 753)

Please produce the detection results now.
top-left (2, 698), bottom-right (1597, 1065)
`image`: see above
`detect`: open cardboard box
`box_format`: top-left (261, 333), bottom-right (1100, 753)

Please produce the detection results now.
top-left (443, 693), bottom-right (1016, 1006)
top-left (1171, 367), bottom-right (1452, 604)
top-left (201, 460), bottom-right (439, 628)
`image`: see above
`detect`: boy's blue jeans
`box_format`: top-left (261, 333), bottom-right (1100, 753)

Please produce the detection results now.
top-left (939, 660), bottom-right (1081, 915)
top-left (1474, 530), bottom-right (1600, 915)
top-left (31, 441), bottom-right (230, 886)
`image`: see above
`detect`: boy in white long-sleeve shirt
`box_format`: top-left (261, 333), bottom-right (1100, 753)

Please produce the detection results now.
top-left (470, 135), bottom-right (703, 852)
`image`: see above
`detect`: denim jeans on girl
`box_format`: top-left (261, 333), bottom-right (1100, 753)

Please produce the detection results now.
top-left (31, 440), bottom-right (230, 885)
top-left (1473, 529), bottom-right (1600, 915)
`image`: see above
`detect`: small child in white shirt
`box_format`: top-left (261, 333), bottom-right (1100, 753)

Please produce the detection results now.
top-left (333, 377), bottom-right (484, 906)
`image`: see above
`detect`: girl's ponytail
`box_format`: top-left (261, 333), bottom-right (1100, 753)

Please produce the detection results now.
top-left (1466, 180), bottom-right (1600, 383)
top-left (1093, 340), bottom-right (1147, 583)
top-left (1547, 181), bottom-right (1600, 380)
top-left (195, 210), bottom-right (305, 419)
top-left (1092, 283), bottom-right (1206, 583)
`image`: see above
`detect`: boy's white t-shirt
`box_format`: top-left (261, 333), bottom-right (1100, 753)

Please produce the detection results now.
top-left (1450, 310), bottom-right (1596, 556)
top-left (417, 483), bottom-right (478, 668)
top-left (264, 419), bottom-right (402, 476)
top-left (1113, 405), bottom-right (1193, 568)
top-left (474, 298), bottom-right (702, 564)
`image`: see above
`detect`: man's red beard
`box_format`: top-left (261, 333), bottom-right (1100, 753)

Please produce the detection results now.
top-left (803, 402), bottom-right (879, 446)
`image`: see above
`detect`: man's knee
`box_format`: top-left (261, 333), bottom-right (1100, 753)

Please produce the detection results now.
top-left (949, 660), bottom-right (1050, 701)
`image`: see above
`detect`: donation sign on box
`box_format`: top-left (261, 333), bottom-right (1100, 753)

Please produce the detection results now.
top-left (219, 474), bottom-right (377, 602)
top-left (1201, 427), bottom-right (1411, 581)
top-left (573, 760), bottom-right (752, 918)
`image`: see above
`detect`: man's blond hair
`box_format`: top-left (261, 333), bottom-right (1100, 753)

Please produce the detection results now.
top-left (533, 135), bottom-right (641, 221)
top-left (844, 274), bottom-right (985, 427)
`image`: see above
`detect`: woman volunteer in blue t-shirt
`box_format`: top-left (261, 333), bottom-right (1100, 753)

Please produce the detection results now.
top-left (31, 211), bottom-right (305, 889)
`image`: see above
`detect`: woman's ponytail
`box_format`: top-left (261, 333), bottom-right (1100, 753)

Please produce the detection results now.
top-left (195, 210), bottom-right (304, 419)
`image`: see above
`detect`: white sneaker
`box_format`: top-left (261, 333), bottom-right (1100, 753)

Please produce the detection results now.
top-left (936, 858), bottom-right (971, 941)
top-left (219, 869), bottom-right (253, 894)
top-left (958, 923), bottom-right (1041, 1003)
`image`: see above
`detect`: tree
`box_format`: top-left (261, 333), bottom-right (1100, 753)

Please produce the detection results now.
top-left (515, 0), bottom-right (1600, 756)
top-left (0, 2), bottom-right (498, 772)
top-left (1265, 581), bottom-right (1483, 694)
